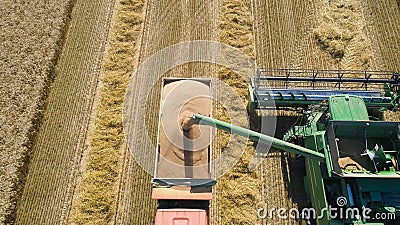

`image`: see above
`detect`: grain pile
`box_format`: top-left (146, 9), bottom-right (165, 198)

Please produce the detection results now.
top-left (158, 80), bottom-right (211, 178)
top-left (0, 1), bottom-right (73, 223)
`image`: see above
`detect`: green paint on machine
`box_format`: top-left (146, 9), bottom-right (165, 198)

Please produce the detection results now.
top-left (194, 69), bottom-right (400, 224)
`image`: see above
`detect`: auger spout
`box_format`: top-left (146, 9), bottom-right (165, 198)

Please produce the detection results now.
top-left (191, 113), bottom-right (325, 162)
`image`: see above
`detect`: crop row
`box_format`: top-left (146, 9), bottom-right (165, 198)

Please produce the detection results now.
top-left (14, 0), bottom-right (115, 224)
top-left (0, 1), bottom-right (73, 224)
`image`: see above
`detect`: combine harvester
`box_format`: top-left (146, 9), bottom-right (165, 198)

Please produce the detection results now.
top-left (152, 69), bottom-right (400, 225)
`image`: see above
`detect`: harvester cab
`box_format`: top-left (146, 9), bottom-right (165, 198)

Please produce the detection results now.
top-left (317, 94), bottom-right (400, 176)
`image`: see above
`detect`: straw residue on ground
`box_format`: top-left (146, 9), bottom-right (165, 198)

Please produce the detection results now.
top-left (216, 0), bottom-right (263, 224)
top-left (313, 0), bottom-right (372, 70)
top-left (67, 0), bottom-right (146, 224)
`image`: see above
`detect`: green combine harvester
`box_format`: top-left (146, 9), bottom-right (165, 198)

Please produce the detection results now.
top-left (192, 69), bottom-right (400, 224)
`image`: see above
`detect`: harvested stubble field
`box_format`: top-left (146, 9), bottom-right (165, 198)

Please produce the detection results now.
top-left (10, 0), bottom-right (116, 224)
top-left (1, 0), bottom-right (400, 224)
top-left (67, 0), bottom-right (148, 224)
top-left (0, 0), bottom-right (74, 224)
top-left (361, 0), bottom-right (400, 121)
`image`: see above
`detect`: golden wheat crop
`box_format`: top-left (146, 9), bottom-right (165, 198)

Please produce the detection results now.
top-left (0, 1), bottom-right (74, 224)
top-left (14, 0), bottom-right (115, 224)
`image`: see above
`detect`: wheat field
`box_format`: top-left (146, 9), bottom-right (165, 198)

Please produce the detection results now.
top-left (11, 0), bottom-right (115, 224)
top-left (0, 0), bottom-right (74, 224)
top-left (0, 0), bottom-right (399, 224)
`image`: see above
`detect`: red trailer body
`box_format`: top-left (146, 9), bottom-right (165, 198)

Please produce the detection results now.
top-left (154, 209), bottom-right (208, 225)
